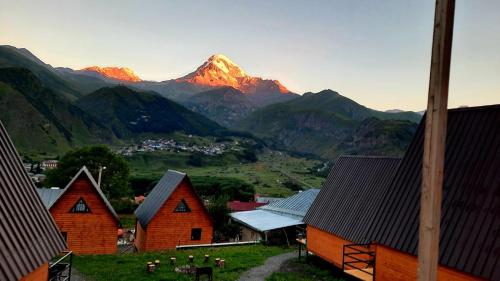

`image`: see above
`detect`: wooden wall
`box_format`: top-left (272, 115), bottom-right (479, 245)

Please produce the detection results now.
top-left (50, 175), bottom-right (118, 254)
top-left (307, 225), bottom-right (355, 268)
top-left (375, 245), bottom-right (484, 281)
top-left (137, 180), bottom-right (213, 251)
top-left (20, 263), bottom-right (48, 281)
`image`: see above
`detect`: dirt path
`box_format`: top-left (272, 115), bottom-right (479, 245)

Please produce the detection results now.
top-left (238, 251), bottom-right (297, 281)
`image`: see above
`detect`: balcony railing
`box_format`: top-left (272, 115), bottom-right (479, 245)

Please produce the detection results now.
top-left (49, 251), bottom-right (73, 281)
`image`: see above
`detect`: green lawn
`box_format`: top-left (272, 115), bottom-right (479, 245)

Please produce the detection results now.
top-left (266, 257), bottom-right (353, 281)
top-left (127, 150), bottom-right (325, 197)
top-left (73, 244), bottom-right (292, 281)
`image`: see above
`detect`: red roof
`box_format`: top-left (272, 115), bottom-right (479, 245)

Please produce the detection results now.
top-left (228, 201), bottom-right (267, 212)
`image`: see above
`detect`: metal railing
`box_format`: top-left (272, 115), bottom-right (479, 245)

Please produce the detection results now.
top-left (49, 251), bottom-right (73, 281)
top-left (342, 243), bottom-right (375, 277)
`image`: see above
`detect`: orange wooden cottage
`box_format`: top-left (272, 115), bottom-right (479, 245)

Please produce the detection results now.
top-left (37, 166), bottom-right (120, 254)
top-left (304, 105), bottom-right (500, 281)
top-left (134, 170), bottom-right (213, 251)
top-left (0, 121), bottom-right (66, 281)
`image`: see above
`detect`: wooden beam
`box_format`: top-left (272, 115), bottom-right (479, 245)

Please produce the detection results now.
top-left (418, 0), bottom-right (455, 281)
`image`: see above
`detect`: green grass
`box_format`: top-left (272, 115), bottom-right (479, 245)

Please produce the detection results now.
top-left (73, 245), bottom-right (292, 281)
top-left (266, 257), bottom-right (351, 281)
top-left (127, 149), bottom-right (325, 197)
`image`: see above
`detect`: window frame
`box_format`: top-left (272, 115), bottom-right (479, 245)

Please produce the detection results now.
top-left (174, 199), bottom-right (191, 213)
top-left (191, 228), bottom-right (202, 241)
top-left (69, 197), bottom-right (91, 213)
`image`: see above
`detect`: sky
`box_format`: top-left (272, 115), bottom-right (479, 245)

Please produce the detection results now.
top-left (1, 0), bottom-right (499, 111)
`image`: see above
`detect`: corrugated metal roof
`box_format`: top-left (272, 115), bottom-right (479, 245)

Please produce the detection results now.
top-left (38, 166), bottom-right (119, 222)
top-left (0, 121), bottom-right (66, 281)
top-left (134, 170), bottom-right (186, 228)
top-left (36, 188), bottom-right (64, 208)
top-left (230, 210), bottom-right (304, 232)
top-left (367, 105), bottom-right (500, 280)
top-left (303, 156), bottom-right (401, 244)
top-left (259, 189), bottom-right (320, 220)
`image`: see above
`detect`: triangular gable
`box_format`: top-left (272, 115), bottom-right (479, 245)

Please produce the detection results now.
top-left (135, 169), bottom-right (212, 228)
top-left (49, 166), bottom-right (119, 222)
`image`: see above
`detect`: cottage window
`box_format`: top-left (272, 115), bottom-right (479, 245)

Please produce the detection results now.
top-left (70, 198), bottom-right (91, 213)
top-left (174, 199), bottom-right (191, 212)
top-left (191, 228), bottom-right (202, 240)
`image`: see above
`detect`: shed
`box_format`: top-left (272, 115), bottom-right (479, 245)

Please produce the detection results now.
top-left (0, 121), bottom-right (66, 281)
top-left (134, 170), bottom-right (213, 251)
top-left (230, 189), bottom-right (319, 243)
top-left (37, 166), bottom-right (119, 254)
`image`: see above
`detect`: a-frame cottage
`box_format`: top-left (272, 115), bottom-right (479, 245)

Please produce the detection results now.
top-left (134, 170), bottom-right (213, 251)
top-left (37, 166), bottom-right (119, 254)
top-left (0, 121), bottom-right (66, 281)
top-left (304, 105), bottom-right (500, 281)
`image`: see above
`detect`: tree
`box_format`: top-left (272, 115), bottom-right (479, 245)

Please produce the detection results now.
top-left (45, 145), bottom-right (131, 199)
top-left (207, 196), bottom-right (240, 242)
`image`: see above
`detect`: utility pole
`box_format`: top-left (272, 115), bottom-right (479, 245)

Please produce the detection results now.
top-left (97, 166), bottom-right (106, 187)
top-left (418, 0), bottom-right (455, 281)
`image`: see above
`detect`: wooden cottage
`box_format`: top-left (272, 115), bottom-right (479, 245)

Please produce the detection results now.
top-left (304, 105), bottom-right (500, 281)
top-left (37, 166), bottom-right (119, 254)
top-left (134, 170), bottom-right (213, 251)
top-left (0, 122), bottom-right (66, 281)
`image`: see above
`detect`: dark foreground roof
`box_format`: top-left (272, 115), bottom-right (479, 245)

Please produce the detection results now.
top-left (134, 170), bottom-right (186, 228)
top-left (368, 105), bottom-right (500, 280)
top-left (303, 156), bottom-right (401, 243)
top-left (259, 189), bottom-right (320, 220)
top-left (0, 122), bottom-right (66, 281)
top-left (36, 166), bottom-right (119, 222)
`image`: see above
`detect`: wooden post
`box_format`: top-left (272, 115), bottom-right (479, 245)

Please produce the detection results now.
top-left (418, 0), bottom-right (455, 281)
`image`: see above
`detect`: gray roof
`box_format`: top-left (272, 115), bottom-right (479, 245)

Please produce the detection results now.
top-left (303, 156), bottom-right (401, 244)
top-left (37, 166), bottom-right (119, 222)
top-left (230, 189), bottom-right (320, 232)
top-left (367, 105), bottom-right (500, 280)
top-left (134, 170), bottom-right (187, 228)
top-left (36, 188), bottom-right (64, 208)
top-left (0, 121), bottom-right (66, 281)
top-left (259, 189), bottom-right (320, 220)
top-left (230, 210), bottom-right (304, 232)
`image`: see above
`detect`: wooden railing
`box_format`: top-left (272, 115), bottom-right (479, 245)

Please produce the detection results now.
top-left (342, 243), bottom-right (375, 277)
top-left (49, 251), bottom-right (73, 281)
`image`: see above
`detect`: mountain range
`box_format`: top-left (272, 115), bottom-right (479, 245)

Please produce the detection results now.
top-left (0, 45), bottom-right (421, 158)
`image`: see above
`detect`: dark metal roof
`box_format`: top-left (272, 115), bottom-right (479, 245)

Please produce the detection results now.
top-left (303, 156), bottom-right (401, 243)
top-left (36, 166), bottom-right (119, 222)
top-left (259, 189), bottom-right (320, 220)
top-left (367, 104), bottom-right (500, 280)
top-left (134, 170), bottom-right (186, 228)
top-left (36, 188), bottom-right (64, 208)
top-left (0, 121), bottom-right (66, 281)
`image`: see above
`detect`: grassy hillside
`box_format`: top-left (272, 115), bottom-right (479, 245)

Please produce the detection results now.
top-left (0, 45), bottom-right (82, 100)
top-left (0, 67), bottom-right (117, 156)
top-left (237, 90), bottom-right (419, 158)
top-left (76, 86), bottom-right (228, 138)
top-left (183, 87), bottom-right (256, 127)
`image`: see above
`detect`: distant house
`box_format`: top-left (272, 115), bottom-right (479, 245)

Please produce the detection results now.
top-left (0, 121), bottom-right (66, 281)
top-left (304, 105), bottom-right (500, 281)
top-left (230, 189), bottom-right (319, 243)
top-left (37, 166), bottom-right (119, 254)
top-left (41, 159), bottom-right (58, 170)
top-left (134, 170), bottom-right (213, 251)
top-left (228, 200), bottom-right (268, 212)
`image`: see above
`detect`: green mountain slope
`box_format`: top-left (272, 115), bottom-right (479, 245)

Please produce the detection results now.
top-left (0, 68), bottom-right (117, 155)
top-left (76, 86), bottom-right (227, 138)
top-left (183, 87), bottom-right (257, 127)
top-left (237, 90), bottom-right (419, 158)
top-left (0, 45), bottom-right (85, 100)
